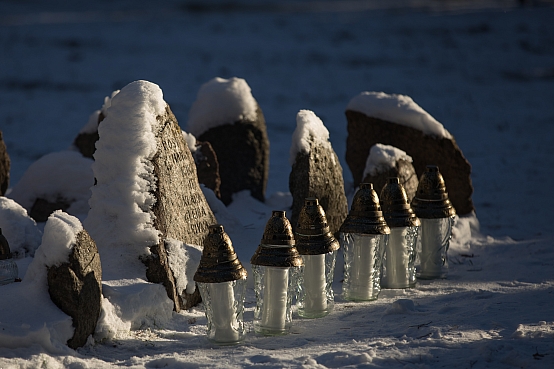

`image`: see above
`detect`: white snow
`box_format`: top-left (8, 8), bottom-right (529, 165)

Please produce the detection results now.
top-left (289, 109), bottom-right (335, 165)
top-left (165, 239), bottom-right (203, 295)
top-left (0, 197), bottom-right (42, 257)
top-left (182, 130), bottom-right (198, 153)
top-left (362, 143), bottom-right (413, 179)
top-left (78, 90), bottom-right (120, 134)
top-left (7, 151), bottom-right (94, 218)
top-left (1, 2), bottom-right (554, 368)
top-left (347, 91), bottom-right (452, 138)
top-left (187, 77), bottom-right (258, 137)
top-left (84, 80), bottom-right (164, 277)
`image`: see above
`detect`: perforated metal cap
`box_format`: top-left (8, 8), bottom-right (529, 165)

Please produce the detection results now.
top-left (194, 224), bottom-right (247, 283)
top-left (411, 165), bottom-right (456, 219)
top-left (340, 183), bottom-right (390, 235)
top-left (0, 228), bottom-right (11, 261)
top-left (250, 211), bottom-right (303, 267)
top-left (295, 198), bottom-right (340, 255)
top-left (380, 178), bottom-right (420, 228)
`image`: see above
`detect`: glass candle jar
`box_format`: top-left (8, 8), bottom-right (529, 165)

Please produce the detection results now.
top-left (251, 211), bottom-right (303, 335)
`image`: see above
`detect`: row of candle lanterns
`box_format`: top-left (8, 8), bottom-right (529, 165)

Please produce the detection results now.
top-left (193, 165), bottom-right (456, 344)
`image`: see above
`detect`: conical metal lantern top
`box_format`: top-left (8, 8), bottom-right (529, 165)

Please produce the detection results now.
top-left (380, 178), bottom-right (420, 228)
top-left (411, 165), bottom-right (456, 219)
top-left (194, 224), bottom-right (247, 283)
top-left (250, 211), bottom-right (303, 267)
top-left (295, 198), bottom-right (340, 255)
top-left (340, 183), bottom-right (390, 235)
top-left (0, 228), bottom-right (12, 261)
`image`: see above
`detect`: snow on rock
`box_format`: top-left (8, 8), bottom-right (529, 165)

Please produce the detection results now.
top-left (347, 91), bottom-right (452, 139)
top-left (0, 211), bottom-right (83, 352)
top-left (84, 80), bottom-right (165, 278)
top-left (289, 109), bottom-right (334, 166)
top-left (7, 151), bottom-right (94, 219)
top-left (187, 77), bottom-right (258, 137)
top-left (182, 130), bottom-right (197, 153)
top-left (362, 143), bottom-right (413, 179)
top-left (79, 90), bottom-right (120, 134)
top-left (0, 197), bottom-right (42, 257)
top-left (165, 239), bottom-right (202, 295)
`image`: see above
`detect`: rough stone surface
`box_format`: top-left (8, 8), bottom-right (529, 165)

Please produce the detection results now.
top-left (289, 144), bottom-right (348, 237)
top-left (30, 197), bottom-right (71, 223)
top-left (194, 141), bottom-right (221, 199)
top-left (196, 106), bottom-right (269, 205)
top-left (362, 159), bottom-right (419, 202)
top-left (47, 230), bottom-right (102, 349)
top-left (345, 110), bottom-right (474, 215)
top-left (144, 105), bottom-right (217, 311)
top-left (0, 130), bottom-right (10, 195)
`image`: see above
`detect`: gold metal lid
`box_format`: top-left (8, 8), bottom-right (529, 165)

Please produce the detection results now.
top-left (411, 165), bottom-right (456, 219)
top-left (380, 178), bottom-right (420, 228)
top-left (340, 183), bottom-right (390, 235)
top-left (194, 224), bottom-right (247, 283)
top-left (295, 198), bottom-right (340, 255)
top-left (250, 211), bottom-right (303, 267)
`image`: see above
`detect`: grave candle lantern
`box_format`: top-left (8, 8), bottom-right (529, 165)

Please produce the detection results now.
top-left (194, 224), bottom-right (247, 345)
top-left (339, 183), bottom-right (390, 301)
top-left (411, 165), bottom-right (456, 279)
top-left (380, 178), bottom-right (420, 289)
top-left (251, 211), bottom-right (303, 335)
top-left (0, 228), bottom-right (18, 285)
top-left (295, 198), bottom-right (340, 318)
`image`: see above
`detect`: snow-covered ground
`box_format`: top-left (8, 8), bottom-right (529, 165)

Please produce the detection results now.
top-left (1, 0), bottom-right (554, 367)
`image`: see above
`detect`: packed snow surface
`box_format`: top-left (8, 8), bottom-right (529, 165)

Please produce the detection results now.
top-left (289, 109), bottom-right (335, 165)
top-left (363, 143), bottom-right (413, 178)
top-left (347, 91), bottom-right (452, 138)
top-left (187, 77), bottom-right (259, 137)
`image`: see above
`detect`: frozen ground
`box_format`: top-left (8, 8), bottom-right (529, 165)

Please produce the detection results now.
top-left (1, 0), bottom-right (554, 367)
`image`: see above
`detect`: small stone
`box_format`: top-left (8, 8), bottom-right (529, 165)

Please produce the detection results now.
top-left (194, 140), bottom-right (221, 199)
top-left (0, 130), bottom-right (10, 195)
top-left (345, 111), bottom-right (474, 215)
top-left (47, 230), bottom-right (102, 349)
top-left (362, 159), bottom-right (419, 201)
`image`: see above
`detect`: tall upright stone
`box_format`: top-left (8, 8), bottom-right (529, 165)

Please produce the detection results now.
top-left (289, 110), bottom-right (348, 236)
top-left (187, 77), bottom-right (269, 205)
top-left (48, 228), bottom-right (102, 349)
top-left (0, 130), bottom-right (10, 195)
top-left (345, 92), bottom-right (474, 215)
top-left (84, 80), bottom-right (216, 313)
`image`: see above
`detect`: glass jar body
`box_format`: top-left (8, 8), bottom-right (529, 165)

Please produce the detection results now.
top-left (297, 250), bottom-right (337, 318)
top-left (252, 265), bottom-right (301, 335)
top-left (0, 258), bottom-right (18, 285)
top-left (381, 226), bottom-right (418, 289)
top-left (341, 233), bottom-right (388, 301)
top-left (416, 217), bottom-right (454, 279)
top-left (197, 278), bottom-right (247, 345)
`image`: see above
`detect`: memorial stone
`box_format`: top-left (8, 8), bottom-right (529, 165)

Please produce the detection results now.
top-left (362, 158), bottom-right (419, 202)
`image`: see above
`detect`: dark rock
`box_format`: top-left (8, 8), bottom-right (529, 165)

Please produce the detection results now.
top-left (289, 144), bottom-right (349, 237)
top-left (193, 141), bottom-right (221, 199)
top-left (345, 110), bottom-right (474, 215)
top-left (47, 230), bottom-right (102, 349)
top-left (145, 105), bottom-right (217, 311)
top-left (196, 106), bottom-right (269, 205)
top-left (362, 158), bottom-right (419, 202)
top-left (30, 197), bottom-right (71, 223)
top-left (73, 130), bottom-right (100, 159)
top-left (0, 130), bottom-right (10, 195)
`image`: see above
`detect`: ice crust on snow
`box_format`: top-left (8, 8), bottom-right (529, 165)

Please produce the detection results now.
top-left (0, 197), bottom-right (42, 257)
top-left (289, 109), bottom-right (335, 166)
top-left (347, 91), bottom-right (452, 138)
top-left (362, 143), bottom-right (413, 178)
top-left (84, 80), bottom-right (165, 267)
top-left (187, 77), bottom-right (258, 137)
top-left (8, 151), bottom-right (94, 218)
